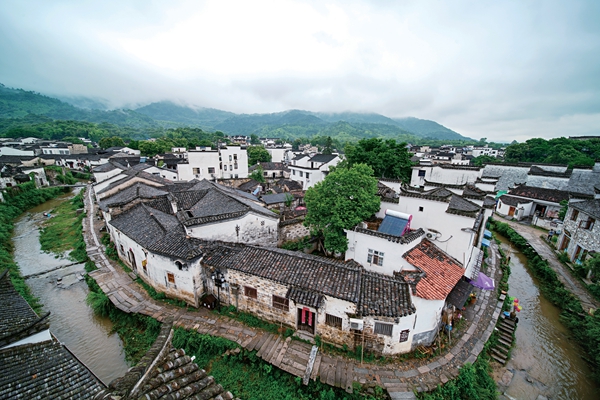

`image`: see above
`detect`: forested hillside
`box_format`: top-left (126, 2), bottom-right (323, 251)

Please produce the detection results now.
top-left (0, 82), bottom-right (472, 147)
top-left (503, 137), bottom-right (600, 167)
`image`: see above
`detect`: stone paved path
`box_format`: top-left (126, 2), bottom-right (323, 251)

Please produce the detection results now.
top-left (83, 185), bottom-right (505, 398)
top-left (502, 219), bottom-right (599, 311)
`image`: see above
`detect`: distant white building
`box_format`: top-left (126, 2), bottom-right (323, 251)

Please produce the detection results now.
top-left (178, 146), bottom-right (248, 181)
top-left (288, 154), bottom-right (340, 190)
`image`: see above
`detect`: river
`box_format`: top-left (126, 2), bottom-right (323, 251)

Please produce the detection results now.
top-left (496, 236), bottom-right (599, 400)
top-left (14, 191), bottom-right (129, 384)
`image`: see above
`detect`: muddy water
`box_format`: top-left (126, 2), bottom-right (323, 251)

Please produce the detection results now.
top-left (497, 236), bottom-right (599, 400)
top-left (14, 192), bottom-right (129, 384)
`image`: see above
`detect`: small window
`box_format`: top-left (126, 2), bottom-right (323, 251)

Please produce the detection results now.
top-left (325, 314), bottom-right (342, 329)
top-left (192, 168), bottom-right (200, 174)
top-left (571, 209), bottom-right (579, 221)
top-left (299, 171), bottom-right (303, 177)
top-left (374, 322), bottom-right (393, 336)
top-left (167, 272), bottom-right (175, 284)
top-left (418, 170), bottom-right (426, 177)
top-left (229, 155), bottom-right (232, 161)
top-left (367, 249), bottom-right (384, 266)
top-left (580, 217), bottom-right (596, 230)
top-left (119, 245), bottom-right (125, 254)
top-left (418, 206), bottom-right (424, 212)
top-left (234, 163), bottom-right (238, 170)
top-left (272, 295), bottom-right (289, 311)
top-left (208, 167), bottom-right (216, 174)
top-left (234, 154), bottom-right (238, 160)
top-left (244, 286), bottom-right (257, 299)
top-left (306, 173), bottom-right (310, 179)
top-left (292, 170), bottom-right (296, 175)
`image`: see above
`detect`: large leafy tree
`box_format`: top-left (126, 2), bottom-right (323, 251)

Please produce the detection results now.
top-left (344, 138), bottom-right (413, 182)
top-left (304, 163), bottom-right (380, 254)
top-left (247, 145), bottom-right (271, 166)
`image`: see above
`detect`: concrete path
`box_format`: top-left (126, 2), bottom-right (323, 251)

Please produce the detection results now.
top-left (502, 219), bottom-right (599, 311)
top-left (82, 185), bottom-right (506, 398)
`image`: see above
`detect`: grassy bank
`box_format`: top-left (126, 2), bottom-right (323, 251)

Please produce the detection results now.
top-left (489, 218), bottom-right (600, 383)
top-left (85, 273), bottom-right (161, 364)
top-left (39, 190), bottom-right (87, 262)
top-left (0, 181), bottom-right (70, 312)
top-left (172, 327), bottom-right (387, 400)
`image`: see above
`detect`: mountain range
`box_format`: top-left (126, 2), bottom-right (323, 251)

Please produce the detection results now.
top-left (0, 83), bottom-right (471, 142)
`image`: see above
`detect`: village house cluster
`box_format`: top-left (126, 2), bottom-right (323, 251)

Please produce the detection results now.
top-left (5, 134), bottom-right (600, 356)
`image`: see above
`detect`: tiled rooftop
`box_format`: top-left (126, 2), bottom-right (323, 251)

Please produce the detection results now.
top-left (403, 239), bottom-right (465, 301)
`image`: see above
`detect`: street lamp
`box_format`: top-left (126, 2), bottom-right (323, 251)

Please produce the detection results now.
top-left (211, 269), bottom-right (227, 311)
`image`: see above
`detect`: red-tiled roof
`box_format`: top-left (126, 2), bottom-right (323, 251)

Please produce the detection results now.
top-left (403, 239), bottom-right (464, 300)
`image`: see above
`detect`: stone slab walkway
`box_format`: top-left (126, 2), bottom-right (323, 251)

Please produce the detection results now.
top-left (502, 219), bottom-right (599, 311)
top-left (83, 185), bottom-right (505, 398)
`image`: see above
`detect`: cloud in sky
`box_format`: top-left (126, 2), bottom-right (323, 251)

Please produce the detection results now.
top-left (0, 0), bottom-right (599, 142)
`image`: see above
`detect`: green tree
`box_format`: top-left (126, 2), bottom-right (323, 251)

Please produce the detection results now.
top-left (250, 134), bottom-right (260, 145)
top-left (345, 138), bottom-right (413, 181)
top-left (249, 166), bottom-right (265, 183)
top-left (558, 200), bottom-right (569, 221)
top-left (247, 145), bottom-right (271, 166)
top-left (471, 155), bottom-right (496, 166)
top-left (99, 136), bottom-right (125, 149)
top-left (322, 136), bottom-right (334, 155)
top-left (304, 163), bottom-right (380, 254)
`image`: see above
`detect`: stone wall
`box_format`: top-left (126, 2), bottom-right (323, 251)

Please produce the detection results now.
top-left (278, 219), bottom-right (310, 245)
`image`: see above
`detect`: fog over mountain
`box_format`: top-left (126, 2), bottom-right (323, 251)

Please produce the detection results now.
top-left (1, 0), bottom-right (599, 142)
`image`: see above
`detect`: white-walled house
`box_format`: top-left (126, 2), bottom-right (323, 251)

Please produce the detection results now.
top-left (178, 146), bottom-right (249, 181)
top-left (202, 244), bottom-right (417, 355)
top-left (496, 185), bottom-right (572, 222)
top-left (288, 154), bottom-right (340, 190)
top-left (410, 164), bottom-right (483, 188)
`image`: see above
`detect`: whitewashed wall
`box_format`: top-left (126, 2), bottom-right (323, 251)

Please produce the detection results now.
top-left (187, 213), bottom-right (279, 245)
top-left (410, 297), bottom-right (444, 348)
top-left (379, 198), bottom-right (476, 267)
top-left (410, 166), bottom-right (482, 187)
top-left (362, 313), bottom-right (416, 355)
top-left (345, 230), bottom-right (420, 275)
top-left (109, 226), bottom-right (203, 306)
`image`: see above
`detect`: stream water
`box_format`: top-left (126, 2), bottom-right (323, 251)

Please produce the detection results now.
top-left (497, 236), bottom-right (599, 400)
top-left (14, 191), bottom-right (129, 384)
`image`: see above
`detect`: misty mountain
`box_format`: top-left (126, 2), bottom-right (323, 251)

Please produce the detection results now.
top-left (134, 102), bottom-right (470, 141)
top-left (0, 84), bottom-right (157, 129)
top-left (0, 83), bottom-right (471, 142)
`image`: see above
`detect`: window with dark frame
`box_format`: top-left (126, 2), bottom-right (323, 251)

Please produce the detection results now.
top-left (418, 170), bottom-right (426, 177)
top-left (571, 209), bottom-right (579, 221)
top-left (325, 314), bottom-right (342, 329)
top-left (367, 249), bottom-right (384, 266)
top-left (374, 321), bottom-right (393, 336)
top-left (272, 295), bottom-right (289, 311)
top-left (167, 272), bottom-right (175, 284)
top-left (244, 286), bottom-right (257, 299)
top-left (418, 206), bottom-right (424, 212)
top-left (208, 167), bottom-right (216, 174)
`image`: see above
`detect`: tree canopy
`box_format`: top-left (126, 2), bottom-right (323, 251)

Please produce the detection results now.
top-left (304, 163), bottom-right (380, 254)
top-left (247, 145), bottom-right (272, 166)
top-left (344, 138), bottom-right (413, 182)
top-left (503, 137), bottom-right (600, 167)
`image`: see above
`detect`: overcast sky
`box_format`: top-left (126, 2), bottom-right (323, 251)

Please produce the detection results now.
top-left (1, 0), bottom-right (599, 142)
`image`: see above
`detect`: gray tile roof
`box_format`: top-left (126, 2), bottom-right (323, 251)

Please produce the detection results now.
top-left (286, 287), bottom-right (324, 308)
top-left (203, 244), bottom-right (415, 317)
top-left (98, 182), bottom-right (169, 210)
top-left (499, 194), bottom-right (529, 206)
top-left (570, 199), bottom-right (600, 220)
top-left (359, 272), bottom-right (415, 317)
top-left (109, 204), bottom-right (207, 260)
top-left (92, 161), bottom-right (125, 173)
top-left (0, 340), bottom-right (105, 399)
top-left (0, 270), bottom-right (49, 347)
top-left (308, 154), bottom-right (337, 164)
top-left (447, 195), bottom-right (480, 217)
top-left (96, 170), bottom-right (171, 195)
top-left (261, 193), bottom-right (292, 205)
top-left (508, 185), bottom-right (570, 203)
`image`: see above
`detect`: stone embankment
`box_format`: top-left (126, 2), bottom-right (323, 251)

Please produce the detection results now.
top-left (83, 185), bottom-right (505, 399)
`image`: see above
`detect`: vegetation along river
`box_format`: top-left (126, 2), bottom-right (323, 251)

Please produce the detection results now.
top-left (13, 192), bottom-right (128, 384)
top-left (496, 235), bottom-right (599, 400)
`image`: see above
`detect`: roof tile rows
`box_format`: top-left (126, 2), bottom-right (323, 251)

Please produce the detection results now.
top-left (403, 240), bottom-right (465, 301)
top-left (203, 244), bottom-right (415, 318)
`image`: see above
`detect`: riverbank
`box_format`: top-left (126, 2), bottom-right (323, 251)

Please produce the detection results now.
top-left (11, 189), bottom-right (129, 383)
top-left (0, 182), bottom-right (70, 311)
top-left (489, 218), bottom-right (600, 389)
